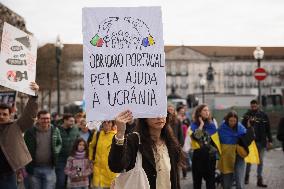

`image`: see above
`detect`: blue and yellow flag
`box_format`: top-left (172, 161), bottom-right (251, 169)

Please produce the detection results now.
top-left (217, 122), bottom-right (259, 174)
top-left (218, 122), bottom-right (246, 174)
top-left (245, 140), bottom-right (260, 164)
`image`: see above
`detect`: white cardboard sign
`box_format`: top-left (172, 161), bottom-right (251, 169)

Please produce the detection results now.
top-left (0, 22), bottom-right (37, 96)
top-left (83, 7), bottom-right (167, 121)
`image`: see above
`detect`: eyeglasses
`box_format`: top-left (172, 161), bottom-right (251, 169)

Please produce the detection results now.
top-left (40, 117), bottom-right (50, 120)
top-left (0, 113), bottom-right (9, 116)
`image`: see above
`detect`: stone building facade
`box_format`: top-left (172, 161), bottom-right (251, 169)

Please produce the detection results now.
top-left (165, 46), bottom-right (284, 98)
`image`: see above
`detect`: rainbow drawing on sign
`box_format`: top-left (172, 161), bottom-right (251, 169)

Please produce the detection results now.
top-left (90, 17), bottom-right (155, 49)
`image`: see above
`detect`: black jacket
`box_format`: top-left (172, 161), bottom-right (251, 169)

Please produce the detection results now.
top-left (277, 117), bottom-right (284, 151)
top-left (108, 133), bottom-right (180, 189)
top-left (238, 126), bottom-right (255, 154)
top-left (169, 119), bottom-right (184, 146)
top-left (242, 110), bottom-right (272, 147)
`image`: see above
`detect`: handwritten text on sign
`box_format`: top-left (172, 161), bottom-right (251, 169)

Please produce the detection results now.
top-left (83, 7), bottom-right (167, 121)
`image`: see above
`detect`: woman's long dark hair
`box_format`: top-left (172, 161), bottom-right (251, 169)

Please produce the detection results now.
top-left (194, 104), bottom-right (212, 126)
top-left (224, 111), bottom-right (239, 127)
top-left (134, 115), bottom-right (185, 167)
top-left (70, 138), bottom-right (89, 158)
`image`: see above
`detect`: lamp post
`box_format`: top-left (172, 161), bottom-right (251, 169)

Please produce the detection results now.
top-left (55, 36), bottom-right (64, 115)
top-left (200, 77), bottom-right (206, 104)
top-left (253, 47), bottom-right (264, 105)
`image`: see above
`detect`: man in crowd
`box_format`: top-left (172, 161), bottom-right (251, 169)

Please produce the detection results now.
top-left (75, 112), bottom-right (85, 126)
top-left (51, 112), bottom-right (60, 127)
top-left (0, 82), bottom-right (39, 188)
top-left (56, 113), bottom-right (79, 189)
top-left (24, 110), bottom-right (62, 189)
top-left (242, 100), bottom-right (272, 187)
top-left (176, 105), bottom-right (191, 128)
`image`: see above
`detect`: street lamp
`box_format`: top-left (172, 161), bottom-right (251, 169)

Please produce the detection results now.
top-left (253, 47), bottom-right (264, 105)
top-left (55, 35), bottom-right (64, 115)
top-left (200, 77), bottom-right (206, 104)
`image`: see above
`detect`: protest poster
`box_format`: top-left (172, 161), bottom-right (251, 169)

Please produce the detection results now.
top-left (0, 22), bottom-right (37, 96)
top-left (0, 91), bottom-right (17, 107)
top-left (83, 7), bottom-right (167, 121)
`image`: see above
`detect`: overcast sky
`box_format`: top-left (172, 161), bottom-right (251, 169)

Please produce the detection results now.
top-left (2, 0), bottom-right (284, 47)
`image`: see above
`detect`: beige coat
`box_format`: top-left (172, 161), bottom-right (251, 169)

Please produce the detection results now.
top-left (0, 96), bottom-right (38, 171)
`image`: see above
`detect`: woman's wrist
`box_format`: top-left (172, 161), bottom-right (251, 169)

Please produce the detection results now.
top-left (116, 131), bottom-right (125, 139)
top-left (115, 134), bottom-right (125, 145)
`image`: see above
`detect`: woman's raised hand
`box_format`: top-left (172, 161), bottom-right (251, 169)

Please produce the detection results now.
top-left (30, 82), bottom-right (39, 94)
top-left (115, 110), bottom-right (133, 139)
top-left (198, 116), bottom-right (204, 129)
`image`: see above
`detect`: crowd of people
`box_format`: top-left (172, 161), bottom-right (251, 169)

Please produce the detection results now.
top-left (0, 82), bottom-right (283, 189)
top-left (168, 100), bottom-right (275, 189)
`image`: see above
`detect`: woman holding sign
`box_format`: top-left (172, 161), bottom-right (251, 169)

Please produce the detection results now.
top-left (108, 110), bottom-right (184, 189)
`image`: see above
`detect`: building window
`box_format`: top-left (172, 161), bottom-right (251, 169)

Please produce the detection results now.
top-left (180, 62), bottom-right (188, 76)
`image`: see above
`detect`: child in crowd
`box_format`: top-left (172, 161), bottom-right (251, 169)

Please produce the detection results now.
top-left (64, 138), bottom-right (93, 189)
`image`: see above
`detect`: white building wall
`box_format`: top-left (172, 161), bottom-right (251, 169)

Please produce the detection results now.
top-left (165, 47), bottom-right (284, 98)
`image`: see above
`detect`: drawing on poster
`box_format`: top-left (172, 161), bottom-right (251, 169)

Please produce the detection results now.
top-left (7, 70), bottom-right (28, 82)
top-left (6, 59), bottom-right (27, 65)
top-left (15, 36), bottom-right (31, 50)
top-left (83, 7), bottom-right (166, 121)
top-left (90, 17), bottom-right (155, 50)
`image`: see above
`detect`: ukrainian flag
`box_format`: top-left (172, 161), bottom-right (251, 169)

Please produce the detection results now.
top-left (238, 126), bottom-right (260, 164)
top-left (218, 122), bottom-right (259, 174)
top-left (244, 140), bottom-right (260, 164)
top-left (218, 122), bottom-right (246, 174)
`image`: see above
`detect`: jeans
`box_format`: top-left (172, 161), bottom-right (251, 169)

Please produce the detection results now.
top-left (55, 161), bottom-right (67, 189)
top-left (30, 166), bottom-right (56, 189)
top-left (223, 155), bottom-right (245, 189)
top-left (245, 142), bottom-right (265, 178)
top-left (24, 175), bottom-right (31, 189)
top-left (0, 173), bottom-right (17, 189)
top-left (188, 150), bottom-right (193, 168)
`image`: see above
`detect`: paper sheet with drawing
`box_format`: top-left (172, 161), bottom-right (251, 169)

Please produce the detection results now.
top-left (83, 7), bottom-right (167, 121)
